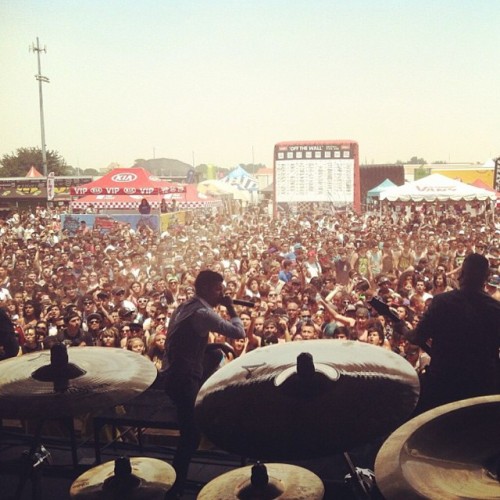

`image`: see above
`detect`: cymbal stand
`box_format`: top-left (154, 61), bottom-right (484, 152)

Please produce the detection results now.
top-left (343, 452), bottom-right (375, 500)
top-left (13, 420), bottom-right (52, 500)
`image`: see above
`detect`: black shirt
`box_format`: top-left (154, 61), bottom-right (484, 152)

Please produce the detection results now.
top-left (411, 288), bottom-right (500, 407)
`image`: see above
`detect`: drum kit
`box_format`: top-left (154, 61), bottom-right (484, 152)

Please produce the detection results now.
top-left (0, 345), bottom-right (158, 500)
top-left (69, 456), bottom-right (175, 499)
top-left (1, 341), bottom-right (498, 499)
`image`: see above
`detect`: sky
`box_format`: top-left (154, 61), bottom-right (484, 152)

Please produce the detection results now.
top-left (1, 0), bottom-right (499, 171)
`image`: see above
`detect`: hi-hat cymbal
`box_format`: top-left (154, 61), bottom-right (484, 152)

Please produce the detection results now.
top-left (375, 395), bottom-right (500, 499)
top-left (197, 463), bottom-right (324, 499)
top-left (70, 456), bottom-right (175, 499)
top-left (196, 340), bottom-right (419, 459)
top-left (0, 346), bottom-right (157, 419)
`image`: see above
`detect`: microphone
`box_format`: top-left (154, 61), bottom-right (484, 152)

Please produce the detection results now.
top-left (232, 299), bottom-right (257, 307)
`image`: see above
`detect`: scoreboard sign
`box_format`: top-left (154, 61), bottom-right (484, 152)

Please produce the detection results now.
top-left (274, 140), bottom-right (360, 213)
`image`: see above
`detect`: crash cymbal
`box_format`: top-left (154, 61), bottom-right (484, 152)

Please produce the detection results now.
top-left (197, 462), bottom-right (324, 499)
top-left (196, 340), bottom-right (419, 459)
top-left (0, 345), bottom-right (157, 419)
top-left (375, 395), bottom-right (500, 499)
top-left (70, 456), bottom-right (175, 499)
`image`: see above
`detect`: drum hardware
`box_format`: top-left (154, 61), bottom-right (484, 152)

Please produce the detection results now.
top-left (196, 341), bottom-right (419, 499)
top-left (196, 462), bottom-right (324, 499)
top-left (375, 395), bottom-right (500, 499)
top-left (70, 456), bottom-right (176, 499)
top-left (196, 341), bottom-right (420, 459)
top-left (343, 452), bottom-right (375, 500)
top-left (12, 440), bottom-right (52, 500)
top-left (0, 345), bottom-right (157, 500)
top-left (0, 345), bottom-right (157, 420)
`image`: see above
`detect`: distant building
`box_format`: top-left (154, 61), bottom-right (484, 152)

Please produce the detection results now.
top-left (136, 158), bottom-right (191, 182)
top-left (255, 167), bottom-right (273, 191)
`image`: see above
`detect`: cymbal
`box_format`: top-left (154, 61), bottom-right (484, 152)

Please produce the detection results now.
top-left (0, 346), bottom-right (157, 419)
top-left (196, 340), bottom-right (419, 459)
top-left (70, 456), bottom-right (175, 499)
top-left (375, 395), bottom-right (500, 499)
top-left (197, 462), bottom-right (324, 499)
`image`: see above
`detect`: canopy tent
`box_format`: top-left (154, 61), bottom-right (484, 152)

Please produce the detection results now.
top-left (198, 179), bottom-right (251, 202)
top-left (366, 178), bottom-right (397, 202)
top-left (162, 184), bottom-right (222, 209)
top-left (470, 178), bottom-right (500, 201)
top-left (70, 184), bottom-right (221, 211)
top-left (25, 166), bottom-right (44, 177)
top-left (221, 166), bottom-right (258, 192)
top-left (379, 174), bottom-right (496, 202)
top-left (70, 167), bottom-right (185, 196)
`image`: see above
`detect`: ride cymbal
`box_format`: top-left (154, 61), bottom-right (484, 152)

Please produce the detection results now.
top-left (0, 346), bottom-right (157, 419)
top-left (70, 456), bottom-right (175, 499)
top-left (375, 395), bottom-right (500, 499)
top-left (197, 462), bottom-right (324, 499)
top-left (196, 340), bottom-right (419, 459)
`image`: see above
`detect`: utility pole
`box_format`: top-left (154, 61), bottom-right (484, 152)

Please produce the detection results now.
top-left (30, 37), bottom-right (49, 176)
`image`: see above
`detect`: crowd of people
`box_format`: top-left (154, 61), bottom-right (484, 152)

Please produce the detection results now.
top-left (1, 201), bottom-right (498, 499)
top-left (0, 203), bottom-right (499, 373)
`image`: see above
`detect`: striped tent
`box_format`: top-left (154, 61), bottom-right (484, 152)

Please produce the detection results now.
top-left (25, 166), bottom-right (44, 177)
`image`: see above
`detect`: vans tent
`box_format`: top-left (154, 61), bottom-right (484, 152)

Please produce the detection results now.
top-left (379, 174), bottom-right (496, 203)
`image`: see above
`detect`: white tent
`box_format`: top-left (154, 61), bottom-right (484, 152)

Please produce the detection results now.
top-left (380, 174), bottom-right (496, 202)
top-left (197, 179), bottom-right (251, 202)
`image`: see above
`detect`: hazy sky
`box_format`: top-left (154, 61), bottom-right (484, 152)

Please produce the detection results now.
top-left (1, 0), bottom-right (499, 171)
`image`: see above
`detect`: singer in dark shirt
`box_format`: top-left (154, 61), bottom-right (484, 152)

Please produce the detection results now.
top-left (161, 270), bottom-right (245, 498)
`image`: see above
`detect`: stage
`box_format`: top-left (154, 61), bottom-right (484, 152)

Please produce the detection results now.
top-left (0, 419), bottom-right (368, 499)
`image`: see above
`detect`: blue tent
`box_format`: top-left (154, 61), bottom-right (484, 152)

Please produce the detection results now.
top-left (366, 178), bottom-right (397, 203)
top-left (222, 165), bottom-right (258, 192)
